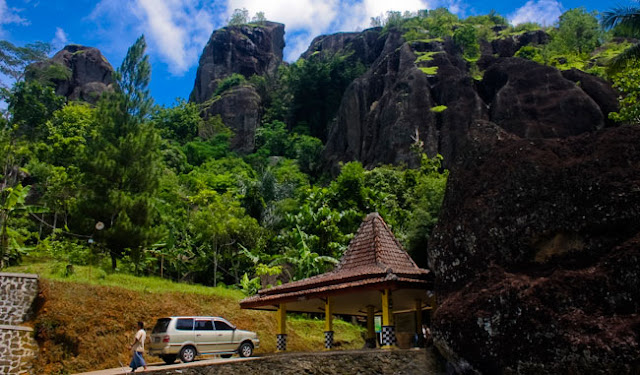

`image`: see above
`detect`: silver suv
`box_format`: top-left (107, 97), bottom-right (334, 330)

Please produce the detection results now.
top-left (148, 316), bottom-right (259, 364)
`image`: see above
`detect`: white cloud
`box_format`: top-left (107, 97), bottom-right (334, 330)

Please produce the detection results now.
top-left (88, 0), bottom-right (472, 73)
top-left (509, 0), bottom-right (564, 27)
top-left (89, 0), bottom-right (220, 75)
top-left (0, 0), bottom-right (28, 37)
top-left (52, 27), bottom-right (68, 49)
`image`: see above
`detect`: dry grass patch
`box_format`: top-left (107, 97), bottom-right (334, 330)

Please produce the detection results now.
top-left (12, 264), bottom-right (364, 374)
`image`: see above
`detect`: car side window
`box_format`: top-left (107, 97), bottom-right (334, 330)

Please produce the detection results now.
top-left (195, 320), bottom-right (213, 330)
top-left (214, 320), bottom-right (233, 330)
top-left (176, 318), bottom-right (194, 330)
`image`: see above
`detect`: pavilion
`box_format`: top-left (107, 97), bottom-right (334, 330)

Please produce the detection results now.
top-left (239, 212), bottom-right (435, 350)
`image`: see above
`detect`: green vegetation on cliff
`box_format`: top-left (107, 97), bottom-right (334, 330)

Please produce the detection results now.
top-left (0, 34), bottom-right (448, 293)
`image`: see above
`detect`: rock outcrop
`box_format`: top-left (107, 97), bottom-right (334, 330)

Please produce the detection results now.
top-left (323, 31), bottom-right (443, 170)
top-left (323, 31), bottom-right (618, 170)
top-left (427, 122), bottom-right (640, 374)
top-left (190, 21), bottom-right (285, 104)
top-left (489, 29), bottom-right (550, 57)
top-left (27, 45), bottom-right (114, 104)
top-left (201, 84), bottom-right (262, 152)
top-left (301, 27), bottom-right (384, 66)
top-left (190, 21), bottom-right (285, 152)
top-left (478, 58), bottom-right (605, 138)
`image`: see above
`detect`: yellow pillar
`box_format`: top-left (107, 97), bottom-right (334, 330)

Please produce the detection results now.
top-left (276, 303), bottom-right (287, 351)
top-left (382, 289), bottom-right (393, 326)
top-left (324, 297), bottom-right (333, 349)
top-left (324, 297), bottom-right (333, 331)
top-left (366, 305), bottom-right (376, 348)
top-left (381, 289), bottom-right (395, 348)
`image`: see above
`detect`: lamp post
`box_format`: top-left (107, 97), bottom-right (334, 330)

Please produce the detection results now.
top-left (88, 221), bottom-right (104, 279)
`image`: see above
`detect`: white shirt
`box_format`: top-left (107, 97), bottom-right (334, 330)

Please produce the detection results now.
top-left (132, 329), bottom-right (146, 353)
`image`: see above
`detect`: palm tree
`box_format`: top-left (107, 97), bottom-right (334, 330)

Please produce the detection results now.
top-left (602, 4), bottom-right (640, 71)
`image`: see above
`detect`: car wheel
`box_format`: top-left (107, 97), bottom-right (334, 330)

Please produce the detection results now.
top-left (238, 342), bottom-right (253, 357)
top-left (180, 346), bottom-right (197, 363)
top-left (161, 354), bottom-right (177, 365)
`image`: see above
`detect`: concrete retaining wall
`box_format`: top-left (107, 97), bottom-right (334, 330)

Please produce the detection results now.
top-left (0, 272), bottom-right (39, 374)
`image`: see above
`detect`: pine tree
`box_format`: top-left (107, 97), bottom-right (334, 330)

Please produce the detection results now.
top-left (80, 35), bottom-right (162, 269)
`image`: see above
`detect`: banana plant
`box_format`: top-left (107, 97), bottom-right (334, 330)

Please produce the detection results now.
top-left (0, 183), bottom-right (36, 269)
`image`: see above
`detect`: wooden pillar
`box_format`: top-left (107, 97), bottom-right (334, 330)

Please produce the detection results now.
top-left (429, 293), bottom-right (437, 319)
top-left (324, 297), bottom-right (333, 349)
top-left (415, 299), bottom-right (423, 347)
top-left (276, 303), bottom-right (287, 351)
top-left (381, 289), bottom-right (395, 348)
top-left (365, 305), bottom-right (376, 348)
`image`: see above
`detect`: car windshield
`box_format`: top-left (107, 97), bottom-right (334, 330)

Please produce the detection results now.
top-left (152, 318), bottom-right (171, 334)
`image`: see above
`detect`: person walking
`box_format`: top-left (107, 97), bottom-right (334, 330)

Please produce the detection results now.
top-left (129, 321), bottom-right (148, 373)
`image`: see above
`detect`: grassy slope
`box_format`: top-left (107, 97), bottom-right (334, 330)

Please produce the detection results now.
top-left (7, 263), bottom-right (365, 374)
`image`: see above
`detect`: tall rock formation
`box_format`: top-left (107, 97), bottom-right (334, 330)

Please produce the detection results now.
top-left (322, 29), bottom-right (618, 171)
top-left (27, 45), bottom-right (114, 104)
top-left (190, 21), bottom-right (285, 152)
top-left (427, 122), bottom-right (640, 374)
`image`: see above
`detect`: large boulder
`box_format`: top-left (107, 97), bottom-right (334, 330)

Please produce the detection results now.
top-left (427, 122), bottom-right (640, 374)
top-left (561, 68), bottom-right (620, 127)
top-left (190, 21), bottom-right (285, 104)
top-left (27, 45), bottom-right (114, 103)
top-left (479, 57), bottom-right (607, 138)
top-left (490, 30), bottom-right (550, 57)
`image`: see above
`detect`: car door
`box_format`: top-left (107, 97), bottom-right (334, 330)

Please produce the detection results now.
top-left (213, 319), bottom-right (237, 351)
top-left (194, 319), bottom-right (215, 353)
top-left (173, 318), bottom-right (195, 349)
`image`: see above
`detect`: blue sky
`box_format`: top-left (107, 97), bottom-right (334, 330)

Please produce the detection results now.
top-left (1, 0), bottom-right (612, 107)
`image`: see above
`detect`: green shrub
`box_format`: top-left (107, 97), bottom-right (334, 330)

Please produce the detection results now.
top-left (214, 73), bottom-right (247, 96)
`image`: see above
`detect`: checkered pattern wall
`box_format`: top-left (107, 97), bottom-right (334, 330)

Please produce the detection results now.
top-left (381, 325), bottom-right (396, 346)
top-left (324, 330), bottom-right (334, 349)
top-left (276, 334), bottom-right (287, 351)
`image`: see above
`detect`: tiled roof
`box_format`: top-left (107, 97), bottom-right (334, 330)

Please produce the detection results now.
top-left (240, 212), bottom-right (431, 308)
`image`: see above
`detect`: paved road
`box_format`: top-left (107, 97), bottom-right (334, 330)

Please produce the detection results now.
top-left (74, 357), bottom-right (260, 375)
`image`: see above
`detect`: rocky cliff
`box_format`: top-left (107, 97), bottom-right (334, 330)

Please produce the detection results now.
top-left (323, 29), bottom-right (618, 170)
top-left (427, 122), bottom-right (640, 374)
top-left (190, 21), bottom-right (285, 152)
top-left (301, 27), bottom-right (384, 66)
top-left (27, 45), bottom-right (114, 104)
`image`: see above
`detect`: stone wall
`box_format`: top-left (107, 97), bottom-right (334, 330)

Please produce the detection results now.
top-left (0, 272), bottom-right (39, 325)
top-left (0, 325), bottom-right (37, 374)
top-left (0, 273), bottom-right (39, 375)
